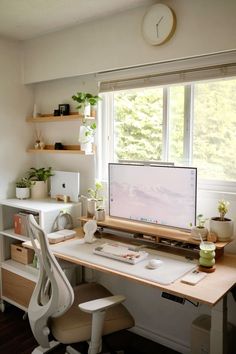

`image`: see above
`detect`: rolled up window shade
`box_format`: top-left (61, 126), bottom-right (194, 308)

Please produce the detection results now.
top-left (98, 50), bottom-right (236, 92)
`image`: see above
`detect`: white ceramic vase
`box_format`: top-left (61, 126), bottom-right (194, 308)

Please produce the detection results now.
top-left (210, 218), bottom-right (233, 241)
top-left (87, 198), bottom-right (96, 217)
top-left (16, 187), bottom-right (30, 200)
top-left (79, 125), bottom-right (94, 154)
top-left (31, 181), bottom-right (48, 199)
top-left (95, 209), bottom-right (105, 221)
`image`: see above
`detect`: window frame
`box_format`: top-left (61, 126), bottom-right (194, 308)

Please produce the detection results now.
top-left (98, 66), bottom-right (236, 193)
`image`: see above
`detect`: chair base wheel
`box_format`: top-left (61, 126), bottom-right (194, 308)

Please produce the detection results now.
top-left (66, 346), bottom-right (82, 354)
top-left (32, 340), bottom-right (60, 353)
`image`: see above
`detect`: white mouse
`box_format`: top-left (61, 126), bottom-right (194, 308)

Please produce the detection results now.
top-left (148, 259), bottom-right (163, 269)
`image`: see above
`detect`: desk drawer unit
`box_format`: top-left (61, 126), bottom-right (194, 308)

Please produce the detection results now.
top-left (2, 269), bottom-right (35, 308)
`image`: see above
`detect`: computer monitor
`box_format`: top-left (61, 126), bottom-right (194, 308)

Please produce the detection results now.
top-left (109, 163), bottom-right (197, 230)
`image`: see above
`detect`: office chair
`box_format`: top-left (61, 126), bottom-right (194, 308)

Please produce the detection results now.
top-left (27, 214), bottom-right (134, 354)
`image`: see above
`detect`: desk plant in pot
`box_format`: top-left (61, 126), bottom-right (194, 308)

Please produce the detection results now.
top-left (190, 214), bottom-right (208, 241)
top-left (210, 200), bottom-right (233, 241)
top-left (28, 167), bottom-right (54, 199)
top-left (71, 92), bottom-right (101, 118)
top-left (16, 177), bottom-right (32, 199)
top-left (87, 181), bottom-right (105, 220)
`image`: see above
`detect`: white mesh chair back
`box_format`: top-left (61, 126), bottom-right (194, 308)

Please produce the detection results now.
top-left (27, 214), bottom-right (74, 348)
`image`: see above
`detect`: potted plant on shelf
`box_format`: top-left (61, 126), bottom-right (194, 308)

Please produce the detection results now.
top-left (190, 214), bottom-right (208, 241)
top-left (210, 200), bottom-right (234, 241)
top-left (78, 121), bottom-right (96, 154)
top-left (72, 92), bottom-right (102, 153)
top-left (87, 181), bottom-right (104, 218)
top-left (71, 92), bottom-right (101, 118)
top-left (15, 177), bottom-right (32, 199)
top-left (28, 167), bottom-right (54, 199)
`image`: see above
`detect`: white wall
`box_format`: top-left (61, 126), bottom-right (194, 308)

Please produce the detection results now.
top-left (23, 0), bottom-right (236, 84)
top-left (21, 0), bottom-right (236, 352)
top-left (32, 75), bottom-right (97, 195)
top-left (0, 37), bottom-right (33, 199)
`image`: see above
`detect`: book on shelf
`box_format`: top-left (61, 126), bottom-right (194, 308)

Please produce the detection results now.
top-left (13, 211), bottom-right (39, 237)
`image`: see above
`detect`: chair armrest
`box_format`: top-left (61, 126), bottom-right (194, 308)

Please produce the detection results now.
top-left (79, 295), bottom-right (125, 314)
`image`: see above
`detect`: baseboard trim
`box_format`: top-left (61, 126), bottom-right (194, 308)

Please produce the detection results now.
top-left (130, 325), bottom-right (191, 354)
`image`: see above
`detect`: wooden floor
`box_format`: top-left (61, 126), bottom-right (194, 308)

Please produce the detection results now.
top-left (0, 304), bottom-right (180, 354)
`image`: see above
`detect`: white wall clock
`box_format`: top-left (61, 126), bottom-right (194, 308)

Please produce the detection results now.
top-left (142, 3), bottom-right (176, 45)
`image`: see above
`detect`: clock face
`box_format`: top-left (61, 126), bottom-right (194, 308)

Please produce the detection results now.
top-left (142, 4), bottom-right (176, 45)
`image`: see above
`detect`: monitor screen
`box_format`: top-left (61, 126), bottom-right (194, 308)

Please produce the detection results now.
top-left (109, 163), bottom-right (197, 230)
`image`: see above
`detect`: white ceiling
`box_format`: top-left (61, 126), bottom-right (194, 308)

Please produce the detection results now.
top-left (0, 0), bottom-right (155, 41)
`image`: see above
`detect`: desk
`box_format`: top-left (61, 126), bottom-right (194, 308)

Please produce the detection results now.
top-left (47, 232), bottom-right (236, 354)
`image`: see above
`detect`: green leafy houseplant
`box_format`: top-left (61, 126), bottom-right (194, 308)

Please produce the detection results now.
top-left (71, 92), bottom-right (101, 112)
top-left (15, 177), bottom-right (32, 199)
top-left (218, 200), bottom-right (230, 221)
top-left (196, 214), bottom-right (207, 228)
top-left (27, 167), bottom-right (54, 199)
top-left (88, 181), bottom-right (104, 205)
top-left (210, 199), bottom-right (233, 241)
top-left (87, 181), bottom-right (105, 220)
top-left (190, 213), bottom-right (208, 241)
top-left (28, 167), bottom-right (54, 182)
top-left (16, 177), bottom-right (32, 188)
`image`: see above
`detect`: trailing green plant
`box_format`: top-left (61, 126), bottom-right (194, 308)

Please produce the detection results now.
top-left (72, 92), bottom-right (101, 110)
top-left (218, 200), bottom-right (230, 221)
top-left (84, 122), bottom-right (97, 137)
top-left (88, 181), bottom-right (103, 200)
top-left (196, 214), bottom-right (207, 228)
top-left (28, 167), bottom-right (54, 182)
top-left (16, 177), bottom-right (32, 188)
top-left (189, 214), bottom-right (207, 228)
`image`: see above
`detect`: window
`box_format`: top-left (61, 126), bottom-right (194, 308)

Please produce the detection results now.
top-left (98, 69), bottom-right (236, 191)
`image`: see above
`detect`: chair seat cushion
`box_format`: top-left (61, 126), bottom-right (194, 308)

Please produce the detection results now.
top-left (51, 282), bottom-right (134, 344)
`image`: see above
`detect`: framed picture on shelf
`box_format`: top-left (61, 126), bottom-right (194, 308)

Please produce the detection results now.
top-left (58, 104), bottom-right (70, 116)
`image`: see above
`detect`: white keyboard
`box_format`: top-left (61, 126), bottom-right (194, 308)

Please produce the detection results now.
top-left (93, 243), bottom-right (148, 264)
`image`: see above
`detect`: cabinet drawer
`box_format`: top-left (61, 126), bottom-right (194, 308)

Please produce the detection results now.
top-left (2, 269), bottom-right (35, 308)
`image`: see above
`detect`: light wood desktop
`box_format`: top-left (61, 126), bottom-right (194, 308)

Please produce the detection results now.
top-left (44, 227), bottom-right (235, 354)
top-left (23, 220), bottom-right (236, 354)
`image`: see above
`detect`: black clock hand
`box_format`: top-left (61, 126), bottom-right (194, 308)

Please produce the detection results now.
top-left (156, 16), bottom-right (164, 37)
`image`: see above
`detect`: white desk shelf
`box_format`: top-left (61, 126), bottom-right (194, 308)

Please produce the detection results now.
top-left (0, 198), bottom-right (81, 311)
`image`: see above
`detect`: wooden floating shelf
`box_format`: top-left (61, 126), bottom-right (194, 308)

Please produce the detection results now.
top-left (27, 144), bottom-right (93, 155)
top-left (26, 113), bottom-right (95, 123)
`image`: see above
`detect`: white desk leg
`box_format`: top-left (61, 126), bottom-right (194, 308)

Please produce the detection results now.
top-left (210, 296), bottom-right (227, 354)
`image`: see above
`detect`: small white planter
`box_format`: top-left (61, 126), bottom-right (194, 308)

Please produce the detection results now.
top-left (79, 125), bottom-right (94, 154)
top-left (95, 209), bottom-right (105, 221)
top-left (210, 217), bottom-right (233, 241)
top-left (191, 226), bottom-right (208, 241)
top-left (87, 198), bottom-right (96, 217)
top-left (16, 187), bottom-right (30, 200)
top-left (80, 142), bottom-right (93, 154)
top-left (31, 181), bottom-right (48, 199)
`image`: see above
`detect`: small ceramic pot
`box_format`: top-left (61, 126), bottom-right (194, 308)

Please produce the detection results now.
top-left (16, 187), bottom-right (30, 200)
top-left (210, 217), bottom-right (233, 241)
top-left (95, 209), bottom-right (105, 221)
top-left (191, 226), bottom-right (208, 241)
top-left (31, 181), bottom-right (48, 199)
top-left (87, 198), bottom-right (96, 217)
